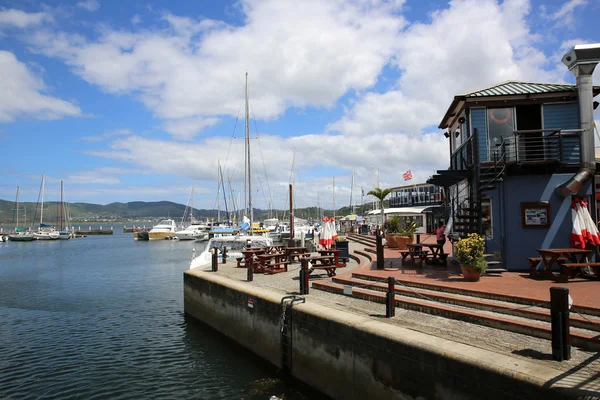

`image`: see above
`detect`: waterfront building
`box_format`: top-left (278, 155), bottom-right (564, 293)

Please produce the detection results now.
top-left (366, 182), bottom-right (446, 233)
top-left (428, 44), bottom-right (600, 271)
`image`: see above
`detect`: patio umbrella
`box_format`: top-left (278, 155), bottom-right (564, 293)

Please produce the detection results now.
top-left (319, 217), bottom-right (332, 249)
top-left (330, 218), bottom-right (338, 243)
top-left (571, 197), bottom-right (600, 249)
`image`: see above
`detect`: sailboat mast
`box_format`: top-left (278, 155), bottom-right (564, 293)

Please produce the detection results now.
top-left (60, 180), bottom-right (64, 231)
top-left (40, 174), bottom-right (45, 226)
top-left (16, 186), bottom-right (20, 228)
top-left (217, 160), bottom-right (221, 223)
top-left (332, 177), bottom-right (336, 220)
top-left (244, 73), bottom-right (249, 220)
top-left (190, 185), bottom-right (194, 223)
top-left (246, 72), bottom-right (254, 232)
top-left (350, 168), bottom-right (355, 214)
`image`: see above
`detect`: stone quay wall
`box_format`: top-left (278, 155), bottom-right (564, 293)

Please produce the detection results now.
top-left (183, 269), bottom-right (574, 400)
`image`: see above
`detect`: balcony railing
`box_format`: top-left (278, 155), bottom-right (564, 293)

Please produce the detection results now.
top-left (389, 194), bottom-right (444, 208)
top-left (491, 129), bottom-right (582, 164)
top-left (450, 135), bottom-right (475, 171)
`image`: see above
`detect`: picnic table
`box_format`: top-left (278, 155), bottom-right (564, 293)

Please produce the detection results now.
top-left (405, 243), bottom-right (448, 266)
top-left (317, 249), bottom-right (346, 268)
top-left (406, 243), bottom-right (428, 264)
top-left (285, 246), bottom-right (308, 263)
top-left (307, 255), bottom-right (338, 277)
top-left (265, 245), bottom-right (286, 254)
top-left (256, 252), bottom-right (289, 274)
top-left (536, 248), bottom-right (593, 282)
top-left (239, 248), bottom-right (267, 270)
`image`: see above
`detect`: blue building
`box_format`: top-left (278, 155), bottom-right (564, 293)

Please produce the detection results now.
top-left (428, 45), bottom-right (600, 271)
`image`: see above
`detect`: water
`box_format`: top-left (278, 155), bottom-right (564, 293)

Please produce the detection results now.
top-left (0, 226), bottom-right (320, 399)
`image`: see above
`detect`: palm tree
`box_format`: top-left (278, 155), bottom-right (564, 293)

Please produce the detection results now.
top-left (367, 187), bottom-right (393, 229)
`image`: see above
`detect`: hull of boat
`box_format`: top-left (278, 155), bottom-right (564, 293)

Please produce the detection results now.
top-left (57, 234), bottom-right (71, 240)
top-left (34, 233), bottom-right (59, 240)
top-left (148, 231), bottom-right (175, 240)
top-left (133, 231), bottom-right (149, 241)
top-left (9, 235), bottom-right (34, 242)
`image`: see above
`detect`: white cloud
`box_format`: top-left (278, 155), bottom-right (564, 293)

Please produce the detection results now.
top-left (0, 51), bottom-right (81, 122)
top-left (80, 128), bottom-right (133, 142)
top-left (27, 0), bottom-right (406, 139)
top-left (163, 117), bottom-right (220, 140)
top-left (76, 0), bottom-right (100, 12)
top-left (541, 0), bottom-right (587, 26)
top-left (0, 8), bottom-right (51, 28)
top-left (68, 168), bottom-right (121, 185)
top-left (131, 14), bottom-right (141, 25)
top-left (329, 0), bottom-right (567, 138)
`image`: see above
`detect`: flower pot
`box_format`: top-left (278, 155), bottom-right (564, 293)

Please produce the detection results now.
top-left (461, 265), bottom-right (481, 282)
top-left (385, 233), bottom-right (398, 248)
top-left (394, 235), bottom-right (412, 250)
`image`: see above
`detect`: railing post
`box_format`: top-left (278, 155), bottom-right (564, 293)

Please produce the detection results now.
top-left (386, 277), bottom-right (395, 318)
top-left (246, 253), bottom-right (253, 282)
top-left (222, 246), bottom-right (227, 264)
top-left (211, 247), bottom-right (218, 272)
top-left (550, 287), bottom-right (571, 361)
top-left (300, 258), bottom-right (310, 295)
top-left (376, 232), bottom-right (384, 270)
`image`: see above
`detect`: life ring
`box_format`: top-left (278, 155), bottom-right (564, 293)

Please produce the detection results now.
top-left (490, 108), bottom-right (512, 124)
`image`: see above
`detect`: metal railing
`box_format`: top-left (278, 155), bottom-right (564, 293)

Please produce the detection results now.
top-left (450, 134), bottom-right (475, 171)
top-left (490, 129), bottom-right (582, 165)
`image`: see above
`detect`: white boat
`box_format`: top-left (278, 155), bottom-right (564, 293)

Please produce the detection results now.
top-left (148, 219), bottom-right (178, 240)
top-left (190, 234), bottom-right (273, 269)
top-left (33, 174), bottom-right (59, 241)
top-left (190, 73), bottom-right (273, 269)
top-left (177, 223), bottom-right (209, 241)
top-left (8, 186), bottom-right (35, 242)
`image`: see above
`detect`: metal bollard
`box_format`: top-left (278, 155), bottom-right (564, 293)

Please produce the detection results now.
top-left (550, 287), bottom-right (571, 361)
top-left (211, 247), bottom-right (218, 272)
top-left (299, 258), bottom-right (310, 295)
top-left (416, 234), bottom-right (421, 244)
top-left (222, 247), bottom-right (227, 264)
top-left (376, 233), bottom-right (384, 270)
top-left (386, 277), bottom-right (395, 317)
top-left (247, 254), bottom-right (253, 282)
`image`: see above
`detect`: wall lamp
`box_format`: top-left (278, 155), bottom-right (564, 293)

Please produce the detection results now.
top-left (594, 101), bottom-right (599, 110)
top-left (444, 131), bottom-right (450, 138)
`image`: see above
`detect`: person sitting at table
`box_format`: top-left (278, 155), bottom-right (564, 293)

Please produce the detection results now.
top-left (435, 220), bottom-right (446, 246)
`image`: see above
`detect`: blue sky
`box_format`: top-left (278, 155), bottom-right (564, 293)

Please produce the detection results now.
top-left (0, 0), bottom-right (599, 210)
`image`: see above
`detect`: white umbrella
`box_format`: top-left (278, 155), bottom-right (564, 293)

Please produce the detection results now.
top-left (330, 218), bottom-right (338, 244)
top-left (319, 217), bottom-right (332, 249)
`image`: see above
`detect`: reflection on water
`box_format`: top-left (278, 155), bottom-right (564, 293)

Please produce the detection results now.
top-left (0, 226), bottom-right (322, 399)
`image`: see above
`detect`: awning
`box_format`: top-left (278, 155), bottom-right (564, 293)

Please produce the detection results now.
top-left (367, 206), bottom-right (439, 216)
top-left (427, 169), bottom-right (469, 186)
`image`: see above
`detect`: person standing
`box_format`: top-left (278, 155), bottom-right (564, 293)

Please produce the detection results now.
top-left (435, 220), bottom-right (446, 246)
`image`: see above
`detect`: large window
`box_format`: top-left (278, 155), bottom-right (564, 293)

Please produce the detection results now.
top-left (487, 108), bottom-right (515, 157)
top-left (481, 197), bottom-right (493, 239)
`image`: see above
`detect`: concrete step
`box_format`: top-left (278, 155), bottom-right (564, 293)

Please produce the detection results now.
top-left (311, 280), bottom-right (600, 351)
top-left (331, 276), bottom-right (600, 333)
top-left (350, 271), bottom-right (600, 317)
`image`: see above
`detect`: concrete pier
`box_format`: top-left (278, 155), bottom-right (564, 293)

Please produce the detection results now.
top-left (184, 268), bottom-right (588, 400)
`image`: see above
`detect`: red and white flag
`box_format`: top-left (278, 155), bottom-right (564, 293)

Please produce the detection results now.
top-left (403, 170), bottom-right (412, 181)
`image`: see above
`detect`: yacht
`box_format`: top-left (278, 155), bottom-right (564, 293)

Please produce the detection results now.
top-left (189, 234), bottom-right (273, 269)
top-left (148, 219), bottom-right (178, 240)
top-left (176, 223), bottom-right (209, 241)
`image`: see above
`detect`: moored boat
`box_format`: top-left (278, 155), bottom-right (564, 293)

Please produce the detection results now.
top-left (148, 219), bottom-right (177, 240)
top-left (189, 234), bottom-right (273, 269)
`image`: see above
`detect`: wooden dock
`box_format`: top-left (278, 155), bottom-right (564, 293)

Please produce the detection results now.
top-left (75, 226), bottom-right (113, 235)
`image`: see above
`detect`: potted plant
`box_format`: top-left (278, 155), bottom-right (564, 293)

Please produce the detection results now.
top-left (334, 235), bottom-right (350, 261)
top-left (385, 215), bottom-right (402, 248)
top-left (395, 221), bottom-right (417, 250)
top-left (454, 233), bottom-right (488, 281)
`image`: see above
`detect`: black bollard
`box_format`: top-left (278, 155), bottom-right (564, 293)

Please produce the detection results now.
top-left (247, 253), bottom-right (253, 282)
top-left (299, 258), bottom-right (310, 295)
top-left (416, 234), bottom-right (421, 244)
top-left (211, 247), bottom-right (218, 272)
top-left (376, 232), bottom-right (384, 270)
top-left (386, 277), bottom-right (395, 318)
top-left (222, 246), bottom-right (227, 264)
top-left (550, 287), bottom-right (571, 361)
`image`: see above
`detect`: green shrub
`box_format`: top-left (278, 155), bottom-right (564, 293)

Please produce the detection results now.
top-left (454, 233), bottom-right (487, 273)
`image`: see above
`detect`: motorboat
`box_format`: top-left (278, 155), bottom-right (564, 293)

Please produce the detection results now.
top-left (189, 234), bottom-right (273, 269)
top-left (176, 223), bottom-right (209, 241)
top-left (148, 219), bottom-right (178, 240)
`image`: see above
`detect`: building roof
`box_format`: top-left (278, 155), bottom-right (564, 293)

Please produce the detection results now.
top-left (439, 80), bottom-right (600, 129)
top-left (367, 206), bottom-right (439, 215)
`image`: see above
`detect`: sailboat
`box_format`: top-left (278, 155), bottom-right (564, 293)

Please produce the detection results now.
top-left (58, 180), bottom-right (72, 240)
top-left (33, 174), bottom-right (59, 240)
top-left (8, 186), bottom-right (34, 242)
top-left (190, 73), bottom-right (273, 269)
top-left (176, 186), bottom-right (209, 241)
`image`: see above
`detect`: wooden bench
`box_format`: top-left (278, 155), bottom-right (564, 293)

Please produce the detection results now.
top-left (264, 261), bottom-right (290, 274)
top-left (399, 250), bottom-right (411, 261)
top-left (560, 263), bottom-right (600, 280)
top-left (309, 265), bottom-right (339, 277)
top-left (528, 256), bottom-right (567, 273)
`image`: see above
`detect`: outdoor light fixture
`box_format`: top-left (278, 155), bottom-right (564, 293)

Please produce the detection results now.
top-left (458, 116), bottom-right (466, 124)
top-left (444, 131), bottom-right (450, 138)
top-left (594, 101), bottom-right (599, 110)
top-left (455, 130), bottom-right (460, 137)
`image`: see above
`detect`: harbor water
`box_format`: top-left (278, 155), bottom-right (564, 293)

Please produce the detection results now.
top-left (0, 225), bottom-right (317, 399)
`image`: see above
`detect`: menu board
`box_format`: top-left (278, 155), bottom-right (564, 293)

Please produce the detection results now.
top-left (521, 202), bottom-right (550, 228)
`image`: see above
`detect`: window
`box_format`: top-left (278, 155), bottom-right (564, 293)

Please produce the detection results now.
top-left (487, 108), bottom-right (515, 158)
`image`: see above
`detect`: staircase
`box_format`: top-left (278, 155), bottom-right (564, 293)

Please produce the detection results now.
top-left (311, 261), bottom-right (600, 351)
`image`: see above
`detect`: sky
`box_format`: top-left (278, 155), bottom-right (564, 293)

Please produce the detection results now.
top-left (0, 0), bottom-right (599, 211)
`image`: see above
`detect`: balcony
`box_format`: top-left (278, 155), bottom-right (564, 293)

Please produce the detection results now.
top-left (389, 193), bottom-right (444, 208)
top-left (491, 129), bottom-right (582, 165)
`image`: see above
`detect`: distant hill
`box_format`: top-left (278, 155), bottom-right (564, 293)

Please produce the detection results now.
top-left (0, 198), bottom-right (370, 225)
